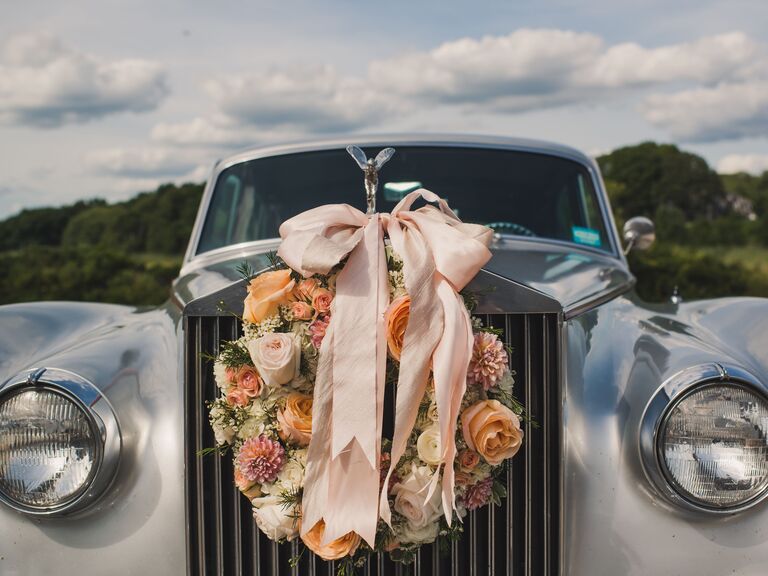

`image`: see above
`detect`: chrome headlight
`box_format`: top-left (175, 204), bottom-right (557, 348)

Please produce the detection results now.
top-left (641, 363), bottom-right (768, 513)
top-left (0, 368), bottom-right (121, 515)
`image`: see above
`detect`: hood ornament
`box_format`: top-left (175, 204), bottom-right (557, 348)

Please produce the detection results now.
top-left (346, 145), bottom-right (396, 215)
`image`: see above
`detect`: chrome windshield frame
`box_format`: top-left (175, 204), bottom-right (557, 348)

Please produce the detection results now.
top-left (183, 134), bottom-right (626, 268)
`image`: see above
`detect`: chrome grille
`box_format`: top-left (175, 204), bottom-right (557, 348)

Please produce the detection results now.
top-left (184, 312), bottom-right (561, 575)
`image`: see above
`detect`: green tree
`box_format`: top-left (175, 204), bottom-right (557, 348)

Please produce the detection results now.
top-left (598, 142), bottom-right (726, 221)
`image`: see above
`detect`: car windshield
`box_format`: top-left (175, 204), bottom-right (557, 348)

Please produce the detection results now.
top-left (197, 146), bottom-right (612, 255)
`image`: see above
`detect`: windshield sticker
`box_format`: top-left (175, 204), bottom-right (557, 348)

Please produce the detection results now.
top-left (572, 226), bottom-right (602, 247)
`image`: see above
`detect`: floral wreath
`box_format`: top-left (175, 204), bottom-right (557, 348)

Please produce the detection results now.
top-left (206, 155), bottom-right (527, 572)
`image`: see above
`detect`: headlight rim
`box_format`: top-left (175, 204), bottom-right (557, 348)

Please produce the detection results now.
top-left (0, 367), bottom-right (121, 516)
top-left (640, 362), bottom-right (768, 514)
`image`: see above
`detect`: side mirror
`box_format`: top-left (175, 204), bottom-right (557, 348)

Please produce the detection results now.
top-left (623, 216), bottom-right (655, 254)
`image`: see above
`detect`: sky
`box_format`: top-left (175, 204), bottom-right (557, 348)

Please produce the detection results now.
top-left (1, 0), bottom-right (768, 219)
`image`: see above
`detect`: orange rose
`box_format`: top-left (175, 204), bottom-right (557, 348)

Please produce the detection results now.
top-left (277, 393), bottom-right (313, 446)
top-left (385, 295), bottom-right (410, 360)
top-left (461, 399), bottom-right (523, 465)
top-left (243, 270), bottom-right (295, 324)
top-left (300, 519), bottom-right (361, 561)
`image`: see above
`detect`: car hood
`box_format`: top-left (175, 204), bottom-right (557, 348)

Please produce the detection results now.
top-left (173, 238), bottom-right (633, 317)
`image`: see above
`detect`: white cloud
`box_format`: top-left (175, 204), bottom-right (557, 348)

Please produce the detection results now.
top-left (150, 115), bottom-right (304, 148)
top-left (643, 80), bottom-right (768, 142)
top-left (85, 147), bottom-right (201, 178)
top-left (149, 29), bottom-right (768, 148)
top-left (587, 32), bottom-right (762, 87)
top-left (0, 33), bottom-right (168, 127)
top-left (717, 153), bottom-right (768, 174)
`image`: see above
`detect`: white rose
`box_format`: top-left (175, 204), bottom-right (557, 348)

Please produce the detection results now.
top-left (248, 333), bottom-right (300, 387)
top-left (238, 416), bottom-right (266, 440)
top-left (252, 495), bottom-right (299, 541)
top-left (416, 425), bottom-right (442, 466)
top-left (392, 464), bottom-right (443, 530)
top-left (396, 519), bottom-right (439, 545)
top-left (274, 451), bottom-right (306, 492)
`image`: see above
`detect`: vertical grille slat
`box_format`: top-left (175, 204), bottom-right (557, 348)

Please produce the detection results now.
top-left (186, 311), bottom-right (561, 575)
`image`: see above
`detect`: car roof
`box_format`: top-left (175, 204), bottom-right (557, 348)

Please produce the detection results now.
top-left (213, 132), bottom-right (596, 172)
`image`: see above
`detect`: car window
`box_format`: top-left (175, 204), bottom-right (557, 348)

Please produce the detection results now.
top-left (196, 146), bottom-right (612, 255)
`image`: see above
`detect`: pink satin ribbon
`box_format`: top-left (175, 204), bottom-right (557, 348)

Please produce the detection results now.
top-left (277, 189), bottom-right (492, 547)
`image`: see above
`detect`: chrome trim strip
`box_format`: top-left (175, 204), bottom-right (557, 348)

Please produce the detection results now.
top-left (639, 362), bottom-right (768, 514)
top-left (563, 278), bottom-right (635, 320)
top-left (0, 367), bottom-right (122, 516)
top-left (505, 313), bottom-right (515, 576)
top-left (523, 315), bottom-right (533, 576)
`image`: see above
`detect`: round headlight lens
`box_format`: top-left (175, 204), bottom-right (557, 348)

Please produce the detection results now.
top-left (660, 383), bottom-right (768, 509)
top-left (0, 387), bottom-right (98, 510)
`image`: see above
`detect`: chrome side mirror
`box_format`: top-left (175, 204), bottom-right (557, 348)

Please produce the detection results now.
top-left (623, 216), bottom-right (655, 254)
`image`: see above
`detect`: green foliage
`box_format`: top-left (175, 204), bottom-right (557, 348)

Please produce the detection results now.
top-left (0, 199), bottom-right (106, 251)
top-left (629, 244), bottom-right (768, 302)
top-left (0, 245), bottom-right (179, 306)
top-left (61, 182), bottom-right (204, 254)
top-left (598, 142), bottom-right (726, 221)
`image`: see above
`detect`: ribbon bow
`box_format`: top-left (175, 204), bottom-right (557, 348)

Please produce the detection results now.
top-left (277, 189), bottom-right (492, 547)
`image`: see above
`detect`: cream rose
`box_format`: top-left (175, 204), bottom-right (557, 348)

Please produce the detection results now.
top-left (252, 495), bottom-right (299, 541)
top-left (396, 519), bottom-right (439, 545)
top-left (243, 269), bottom-right (295, 324)
top-left (461, 399), bottom-right (523, 465)
top-left (391, 464), bottom-right (443, 530)
top-left (248, 333), bottom-right (300, 387)
top-left (416, 425), bottom-right (442, 466)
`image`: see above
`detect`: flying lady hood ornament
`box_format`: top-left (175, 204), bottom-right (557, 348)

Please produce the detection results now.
top-left (346, 145), bottom-right (396, 214)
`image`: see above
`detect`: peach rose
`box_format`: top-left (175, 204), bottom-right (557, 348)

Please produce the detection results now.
top-left (311, 288), bottom-right (334, 315)
top-left (234, 468), bottom-right (262, 499)
top-left (300, 519), bottom-right (361, 561)
top-left (461, 399), bottom-right (523, 465)
top-left (243, 270), bottom-right (295, 324)
top-left (236, 365), bottom-right (263, 398)
top-left (455, 471), bottom-right (474, 486)
top-left (385, 295), bottom-right (410, 360)
top-left (458, 449), bottom-right (480, 472)
top-left (226, 387), bottom-right (249, 407)
top-left (277, 393), bottom-right (313, 446)
top-left (295, 278), bottom-right (319, 302)
top-left (290, 301), bottom-right (313, 320)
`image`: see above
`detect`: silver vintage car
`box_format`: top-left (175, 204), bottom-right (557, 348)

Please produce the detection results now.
top-left (1, 135), bottom-right (767, 575)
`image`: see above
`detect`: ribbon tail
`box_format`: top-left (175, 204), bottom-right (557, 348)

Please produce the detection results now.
top-left (431, 278), bottom-right (474, 522)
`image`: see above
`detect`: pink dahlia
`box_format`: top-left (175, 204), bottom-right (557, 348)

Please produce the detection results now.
top-left (308, 315), bottom-right (330, 349)
top-left (236, 435), bottom-right (285, 483)
top-left (463, 477), bottom-right (493, 511)
top-left (468, 332), bottom-right (508, 390)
